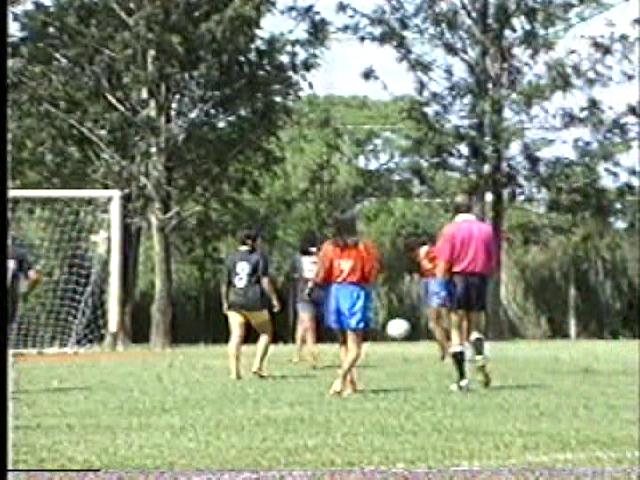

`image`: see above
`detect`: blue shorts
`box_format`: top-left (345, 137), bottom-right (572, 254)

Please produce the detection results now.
top-left (297, 298), bottom-right (324, 317)
top-left (422, 277), bottom-right (453, 308)
top-left (324, 283), bottom-right (373, 332)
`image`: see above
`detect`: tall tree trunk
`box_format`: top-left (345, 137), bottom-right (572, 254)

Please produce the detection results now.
top-left (149, 204), bottom-right (172, 349)
top-left (144, 43), bottom-right (173, 349)
top-left (486, 93), bottom-right (508, 339)
top-left (469, 0), bottom-right (489, 218)
top-left (120, 221), bottom-right (142, 345)
top-left (568, 267), bottom-right (577, 340)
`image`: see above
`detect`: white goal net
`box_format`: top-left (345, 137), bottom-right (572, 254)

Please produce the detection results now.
top-left (7, 189), bottom-right (122, 350)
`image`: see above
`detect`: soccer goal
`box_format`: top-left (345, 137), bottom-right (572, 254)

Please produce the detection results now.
top-left (7, 189), bottom-right (123, 351)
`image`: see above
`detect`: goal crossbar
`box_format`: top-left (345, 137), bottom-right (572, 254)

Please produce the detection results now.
top-left (8, 189), bottom-right (123, 337)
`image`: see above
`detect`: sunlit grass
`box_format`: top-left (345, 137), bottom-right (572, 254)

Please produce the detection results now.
top-left (10, 340), bottom-right (639, 470)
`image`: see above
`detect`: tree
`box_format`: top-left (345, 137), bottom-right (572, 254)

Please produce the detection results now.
top-left (9, 0), bottom-right (328, 348)
top-left (336, 0), bottom-right (638, 336)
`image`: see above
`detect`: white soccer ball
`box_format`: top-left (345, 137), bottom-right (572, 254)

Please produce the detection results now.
top-left (386, 317), bottom-right (412, 340)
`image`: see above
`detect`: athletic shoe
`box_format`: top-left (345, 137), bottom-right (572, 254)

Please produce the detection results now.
top-left (449, 378), bottom-right (469, 392)
top-left (476, 364), bottom-right (491, 388)
top-left (471, 334), bottom-right (485, 358)
top-left (251, 368), bottom-right (269, 378)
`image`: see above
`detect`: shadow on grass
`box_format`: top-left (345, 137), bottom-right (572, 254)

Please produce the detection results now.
top-left (313, 364), bottom-right (378, 370)
top-left (360, 386), bottom-right (416, 395)
top-left (488, 383), bottom-right (546, 391)
top-left (11, 386), bottom-right (92, 395)
top-left (264, 373), bottom-right (315, 380)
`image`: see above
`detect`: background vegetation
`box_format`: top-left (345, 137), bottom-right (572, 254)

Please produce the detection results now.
top-left (8, 0), bottom-right (638, 345)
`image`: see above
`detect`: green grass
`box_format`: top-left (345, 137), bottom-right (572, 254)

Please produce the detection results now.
top-left (9, 340), bottom-right (640, 470)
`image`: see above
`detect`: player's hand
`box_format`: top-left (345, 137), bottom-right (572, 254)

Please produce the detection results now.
top-left (26, 270), bottom-right (43, 293)
top-left (271, 298), bottom-right (281, 313)
top-left (304, 281), bottom-right (314, 299)
top-left (222, 304), bottom-right (229, 316)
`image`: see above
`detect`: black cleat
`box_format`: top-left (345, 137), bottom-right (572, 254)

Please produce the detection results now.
top-left (477, 364), bottom-right (491, 388)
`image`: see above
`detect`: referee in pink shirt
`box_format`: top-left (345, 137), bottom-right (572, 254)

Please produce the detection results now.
top-left (434, 194), bottom-right (498, 391)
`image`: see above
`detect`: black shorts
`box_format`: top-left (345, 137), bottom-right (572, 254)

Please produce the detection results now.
top-left (450, 274), bottom-right (488, 312)
top-left (8, 281), bottom-right (20, 325)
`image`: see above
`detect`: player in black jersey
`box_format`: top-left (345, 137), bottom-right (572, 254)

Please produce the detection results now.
top-left (7, 231), bottom-right (42, 329)
top-left (221, 228), bottom-right (281, 380)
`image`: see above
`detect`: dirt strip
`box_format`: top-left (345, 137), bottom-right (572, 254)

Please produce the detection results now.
top-left (6, 467), bottom-right (640, 479)
top-left (11, 350), bottom-right (161, 364)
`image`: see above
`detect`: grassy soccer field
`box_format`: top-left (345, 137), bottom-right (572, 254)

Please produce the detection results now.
top-left (9, 340), bottom-right (639, 471)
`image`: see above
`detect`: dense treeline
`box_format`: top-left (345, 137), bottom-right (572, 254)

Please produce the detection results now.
top-left (8, 1), bottom-right (638, 344)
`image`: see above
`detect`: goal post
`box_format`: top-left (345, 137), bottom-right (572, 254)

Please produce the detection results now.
top-left (7, 189), bottom-right (123, 350)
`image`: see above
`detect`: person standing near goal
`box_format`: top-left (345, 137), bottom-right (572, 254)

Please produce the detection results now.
top-left (434, 194), bottom-right (498, 391)
top-left (291, 231), bottom-right (322, 367)
top-left (405, 233), bottom-right (452, 361)
top-left (221, 228), bottom-right (281, 380)
top-left (313, 213), bottom-right (381, 397)
top-left (7, 231), bottom-right (42, 330)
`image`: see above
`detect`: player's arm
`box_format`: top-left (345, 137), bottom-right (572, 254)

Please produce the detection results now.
top-left (258, 253), bottom-right (281, 312)
top-left (313, 241), bottom-right (333, 286)
top-left (434, 226), bottom-right (452, 278)
top-left (261, 277), bottom-right (281, 312)
top-left (362, 240), bottom-right (381, 284)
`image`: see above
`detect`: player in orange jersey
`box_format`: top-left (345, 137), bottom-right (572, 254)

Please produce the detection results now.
top-left (312, 213), bottom-right (381, 397)
top-left (405, 233), bottom-right (452, 361)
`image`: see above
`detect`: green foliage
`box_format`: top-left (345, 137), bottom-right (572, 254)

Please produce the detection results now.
top-left (336, 0), bottom-right (638, 214)
top-left (504, 206), bottom-right (638, 338)
top-left (11, 342), bottom-right (640, 469)
top-left (9, 0), bottom-right (329, 345)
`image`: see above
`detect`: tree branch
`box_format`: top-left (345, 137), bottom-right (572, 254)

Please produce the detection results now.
top-left (40, 102), bottom-right (124, 163)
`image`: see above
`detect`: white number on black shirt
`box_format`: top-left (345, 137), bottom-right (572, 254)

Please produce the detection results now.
top-left (233, 261), bottom-right (252, 288)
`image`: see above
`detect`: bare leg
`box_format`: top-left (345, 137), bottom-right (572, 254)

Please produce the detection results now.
top-left (227, 312), bottom-right (245, 380)
top-left (460, 312), bottom-right (470, 346)
top-left (469, 311), bottom-right (491, 387)
top-left (293, 313), bottom-right (306, 363)
top-left (252, 318), bottom-right (273, 376)
top-left (338, 333), bottom-right (347, 368)
top-left (469, 311), bottom-right (485, 341)
top-left (331, 331), bottom-right (364, 396)
top-left (305, 313), bottom-right (318, 367)
top-left (428, 307), bottom-right (450, 361)
top-left (449, 310), bottom-right (468, 389)
top-left (331, 333), bottom-right (348, 394)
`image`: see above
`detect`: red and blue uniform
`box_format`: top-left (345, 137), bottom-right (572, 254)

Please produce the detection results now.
top-left (315, 240), bottom-right (380, 331)
top-left (416, 244), bottom-right (453, 308)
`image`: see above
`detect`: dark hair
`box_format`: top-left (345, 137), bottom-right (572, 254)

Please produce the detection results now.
top-left (299, 231), bottom-right (319, 255)
top-left (403, 232), bottom-right (435, 253)
top-left (403, 237), bottom-right (423, 254)
top-left (237, 228), bottom-right (259, 248)
top-left (332, 212), bottom-right (359, 248)
top-left (452, 193), bottom-right (473, 216)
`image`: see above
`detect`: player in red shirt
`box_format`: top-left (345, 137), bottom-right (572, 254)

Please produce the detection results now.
top-left (313, 213), bottom-right (381, 397)
top-left (405, 233), bottom-right (452, 361)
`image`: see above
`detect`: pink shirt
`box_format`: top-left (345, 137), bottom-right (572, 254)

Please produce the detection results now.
top-left (434, 214), bottom-right (498, 276)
